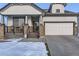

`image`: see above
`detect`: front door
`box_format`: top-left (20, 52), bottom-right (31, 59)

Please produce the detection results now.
top-left (27, 16), bottom-right (39, 38)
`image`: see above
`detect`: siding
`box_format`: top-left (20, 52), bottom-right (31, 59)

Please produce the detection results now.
top-left (51, 4), bottom-right (64, 13)
top-left (1, 5), bottom-right (42, 15)
top-left (43, 16), bottom-right (77, 26)
top-left (7, 16), bottom-right (13, 26)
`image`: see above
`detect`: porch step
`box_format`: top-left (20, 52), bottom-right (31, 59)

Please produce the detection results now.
top-left (5, 33), bottom-right (23, 39)
top-left (28, 32), bottom-right (39, 38)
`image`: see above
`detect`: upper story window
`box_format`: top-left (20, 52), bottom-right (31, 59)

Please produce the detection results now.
top-left (56, 9), bottom-right (60, 13)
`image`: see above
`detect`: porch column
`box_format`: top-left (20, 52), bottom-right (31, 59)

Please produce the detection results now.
top-left (0, 15), bottom-right (4, 24)
top-left (0, 15), bottom-right (5, 39)
top-left (39, 16), bottom-right (45, 38)
top-left (7, 16), bottom-right (13, 33)
top-left (28, 16), bottom-right (33, 33)
top-left (24, 16), bottom-right (28, 38)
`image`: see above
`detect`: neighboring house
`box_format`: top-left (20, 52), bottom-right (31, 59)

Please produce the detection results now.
top-left (0, 3), bottom-right (78, 39)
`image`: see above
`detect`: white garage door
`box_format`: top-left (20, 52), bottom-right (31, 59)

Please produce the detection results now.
top-left (45, 22), bottom-right (73, 35)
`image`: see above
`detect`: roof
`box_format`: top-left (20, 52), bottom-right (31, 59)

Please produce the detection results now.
top-left (43, 9), bottom-right (48, 12)
top-left (44, 13), bottom-right (79, 16)
top-left (0, 3), bottom-right (45, 13)
top-left (48, 3), bottom-right (67, 12)
top-left (44, 9), bottom-right (79, 16)
top-left (51, 3), bottom-right (67, 7)
top-left (0, 3), bottom-right (78, 16)
top-left (43, 9), bottom-right (76, 14)
top-left (64, 10), bottom-right (76, 14)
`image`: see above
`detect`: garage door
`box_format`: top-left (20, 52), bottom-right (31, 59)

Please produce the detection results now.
top-left (45, 22), bottom-right (74, 35)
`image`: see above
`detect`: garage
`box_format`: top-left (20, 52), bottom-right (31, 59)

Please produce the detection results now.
top-left (45, 22), bottom-right (74, 35)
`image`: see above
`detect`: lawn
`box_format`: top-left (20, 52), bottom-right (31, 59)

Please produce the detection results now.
top-left (0, 38), bottom-right (48, 56)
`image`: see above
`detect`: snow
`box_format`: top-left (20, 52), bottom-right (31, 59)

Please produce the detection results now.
top-left (0, 41), bottom-right (48, 56)
top-left (5, 38), bottom-right (23, 42)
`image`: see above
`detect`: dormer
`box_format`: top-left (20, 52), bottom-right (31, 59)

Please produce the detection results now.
top-left (49, 3), bottom-right (67, 13)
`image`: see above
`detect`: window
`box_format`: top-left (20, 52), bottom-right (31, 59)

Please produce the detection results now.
top-left (56, 9), bottom-right (60, 13)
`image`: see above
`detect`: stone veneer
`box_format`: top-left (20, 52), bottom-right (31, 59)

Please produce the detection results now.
top-left (39, 24), bottom-right (45, 38)
top-left (8, 26), bottom-right (13, 32)
top-left (0, 24), bottom-right (5, 39)
top-left (28, 26), bottom-right (33, 33)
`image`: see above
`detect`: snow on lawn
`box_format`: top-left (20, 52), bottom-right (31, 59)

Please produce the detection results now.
top-left (0, 42), bottom-right (48, 56)
top-left (5, 38), bottom-right (23, 42)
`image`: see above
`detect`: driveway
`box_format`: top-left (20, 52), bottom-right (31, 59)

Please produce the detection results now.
top-left (45, 35), bottom-right (79, 56)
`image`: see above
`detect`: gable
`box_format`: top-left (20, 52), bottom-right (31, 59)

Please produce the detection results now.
top-left (0, 4), bottom-right (43, 15)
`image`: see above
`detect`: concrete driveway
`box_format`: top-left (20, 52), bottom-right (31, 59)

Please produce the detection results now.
top-left (45, 36), bottom-right (79, 56)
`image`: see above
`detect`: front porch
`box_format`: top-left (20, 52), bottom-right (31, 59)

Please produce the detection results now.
top-left (0, 3), bottom-right (46, 40)
top-left (0, 15), bottom-right (45, 39)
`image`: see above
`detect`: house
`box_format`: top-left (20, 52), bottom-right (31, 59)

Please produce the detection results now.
top-left (0, 3), bottom-right (78, 39)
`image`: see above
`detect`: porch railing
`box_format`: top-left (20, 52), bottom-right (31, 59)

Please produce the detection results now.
top-left (5, 26), bottom-right (24, 33)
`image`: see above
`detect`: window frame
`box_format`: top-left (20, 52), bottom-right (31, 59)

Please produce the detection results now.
top-left (56, 9), bottom-right (60, 13)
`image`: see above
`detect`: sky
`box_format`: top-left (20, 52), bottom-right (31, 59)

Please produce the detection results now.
top-left (0, 3), bottom-right (79, 13)
top-left (36, 3), bottom-right (79, 13)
